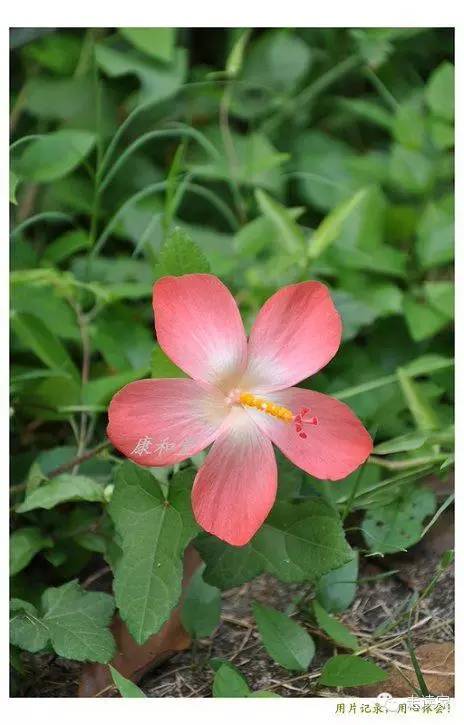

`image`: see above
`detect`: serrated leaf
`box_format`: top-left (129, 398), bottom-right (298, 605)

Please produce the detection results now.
top-left (10, 527), bottom-right (53, 576)
top-left (109, 665), bottom-right (146, 697)
top-left (108, 462), bottom-right (199, 643)
top-left (16, 474), bottom-right (106, 512)
top-left (362, 486), bottom-right (436, 554)
top-left (14, 129), bottom-right (95, 182)
top-left (198, 499), bottom-right (352, 589)
top-left (313, 601), bottom-right (358, 650)
top-left (155, 227), bottom-right (210, 277)
top-left (41, 581), bottom-right (115, 663)
top-left (315, 552), bottom-right (359, 614)
top-left (10, 582), bottom-right (116, 663)
top-left (403, 295), bottom-right (448, 341)
top-left (10, 599), bottom-right (49, 652)
top-left (181, 564), bottom-right (221, 639)
top-left (253, 603), bottom-right (315, 671)
top-left (320, 655), bottom-right (388, 687)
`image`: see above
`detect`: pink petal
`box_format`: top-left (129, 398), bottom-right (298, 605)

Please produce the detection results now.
top-left (107, 378), bottom-right (228, 466)
top-left (246, 387), bottom-right (372, 480)
top-left (192, 409), bottom-right (277, 546)
top-left (243, 281), bottom-right (342, 392)
top-left (153, 274), bottom-right (247, 390)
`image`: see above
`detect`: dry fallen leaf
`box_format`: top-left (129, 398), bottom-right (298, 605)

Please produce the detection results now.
top-left (353, 642), bottom-right (454, 697)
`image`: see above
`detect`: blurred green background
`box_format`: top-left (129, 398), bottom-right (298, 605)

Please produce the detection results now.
top-left (10, 27), bottom-right (454, 598)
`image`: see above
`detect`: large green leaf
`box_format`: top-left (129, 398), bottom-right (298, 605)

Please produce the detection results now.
top-left (181, 564), bottom-right (221, 639)
top-left (315, 552), bottom-right (359, 613)
top-left (16, 474), bottom-right (106, 513)
top-left (108, 463), bottom-right (199, 643)
top-left (425, 62), bottom-right (454, 122)
top-left (15, 130), bottom-right (95, 182)
top-left (253, 602), bottom-right (315, 671)
top-left (119, 28), bottom-right (176, 63)
top-left (362, 486), bottom-right (436, 554)
top-left (320, 655), bottom-right (388, 687)
top-left (10, 581), bottom-right (116, 663)
top-left (10, 527), bottom-right (53, 576)
top-left (198, 499), bottom-right (352, 589)
top-left (155, 226), bottom-right (210, 277)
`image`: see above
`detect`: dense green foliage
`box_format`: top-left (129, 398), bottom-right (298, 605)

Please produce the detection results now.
top-left (10, 28), bottom-right (453, 691)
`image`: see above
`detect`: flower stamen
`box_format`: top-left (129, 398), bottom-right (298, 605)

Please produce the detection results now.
top-left (239, 392), bottom-right (294, 423)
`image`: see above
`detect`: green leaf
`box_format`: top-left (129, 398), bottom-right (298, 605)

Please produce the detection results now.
top-left (11, 311), bottom-right (79, 379)
top-left (389, 144), bottom-right (433, 195)
top-left (14, 130), bottom-right (95, 182)
top-left (403, 295), bottom-right (448, 341)
top-left (313, 601), bottom-right (358, 650)
top-left (10, 583), bottom-right (115, 663)
top-left (425, 62), bottom-right (454, 122)
top-left (362, 486), bottom-right (436, 554)
top-left (155, 226), bottom-right (210, 276)
top-left (188, 128), bottom-right (288, 192)
top-left (373, 432), bottom-right (428, 455)
top-left (119, 28), bottom-right (176, 63)
top-left (416, 196), bottom-right (454, 269)
top-left (181, 564), bottom-right (221, 639)
top-left (392, 99), bottom-right (426, 150)
top-left (10, 527), bottom-right (53, 576)
top-left (234, 208), bottom-right (304, 257)
top-left (10, 170), bottom-right (19, 204)
top-left (315, 552), bottom-right (359, 614)
top-left (212, 662), bottom-right (251, 697)
top-left (10, 599), bottom-right (49, 653)
top-left (108, 462), bottom-right (199, 643)
top-left (308, 188), bottom-right (368, 259)
top-left (96, 43), bottom-right (186, 106)
top-left (109, 665), bottom-right (146, 698)
top-left (42, 229), bottom-right (91, 265)
top-left (198, 499), bottom-right (352, 589)
top-left (40, 581), bottom-right (115, 663)
top-left (255, 189), bottom-right (305, 255)
top-left (83, 367), bottom-right (149, 407)
top-left (319, 655), bottom-right (388, 687)
top-left (16, 474), bottom-right (106, 513)
top-left (424, 281), bottom-right (454, 319)
top-left (253, 603), bottom-right (315, 671)
top-left (151, 345), bottom-right (186, 378)
top-left (397, 367), bottom-right (441, 431)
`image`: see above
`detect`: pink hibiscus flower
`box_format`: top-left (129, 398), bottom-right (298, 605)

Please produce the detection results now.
top-left (107, 274), bottom-right (372, 546)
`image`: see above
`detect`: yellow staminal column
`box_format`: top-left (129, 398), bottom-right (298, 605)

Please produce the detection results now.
top-left (239, 392), bottom-right (294, 423)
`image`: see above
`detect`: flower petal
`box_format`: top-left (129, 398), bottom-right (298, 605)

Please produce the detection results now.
top-left (246, 387), bottom-right (372, 480)
top-left (107, 378), bottom-right (228, 466)
top-left (153, 274), bottom-right (247, 390)
top-left (243, 281), bottom-right (342, 392)
top-left (192, 409), bottom-right (277, 546)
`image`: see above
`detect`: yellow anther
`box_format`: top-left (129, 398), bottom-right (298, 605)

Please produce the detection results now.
top-left (239, 392), bottom-right (294, 423)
